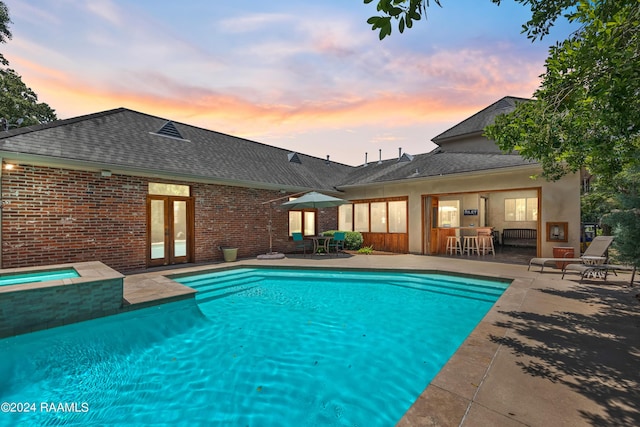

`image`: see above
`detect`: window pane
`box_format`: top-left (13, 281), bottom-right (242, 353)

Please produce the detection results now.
top-left (505, 198), bottom-right (536, 222)
top-left (527, 198), bottom-right (538, 221)
top-left (388, 201), bottom-right (407, 233)
top-left (338, 204), bottom-right (353, 231)
top-left (504, 199), bottom-right (516, 221)
top-left (304, 211), bottom-right (316, 236)
top-left (173, 201), bottom-right (187, 257)
top-left (439, 200), bottom-right (460, 227)
top-left (289, 211), bottom-right (302, 236)
top-left (150, 199), bottom-right (165, 259)
top-left (371, 202), bottom-right (387, 232)
top-left (149, 183), bottom-right (190, 196)
top-left (354, 204), bottom-right (369, 232)
top-left (515, 198), bottom-right (526, 221)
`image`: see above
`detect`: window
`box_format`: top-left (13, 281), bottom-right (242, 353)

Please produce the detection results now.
top-left (338, 204), bottom-right (353, 231)
top-left (148, 183), bottom-right (190, 196)
top-left (343, 200), bottom-right (407, 234)
top-left (370, 202), bottom-right (387, 232)
top-left (505, 198), bottom-right (538, 221)
top-left (354, 204), bottom-right (369, 232)
top-left (288, 210), bottom-right (316, 236)
top-left (388, 201), bottom-right (407, 233)
top-left (438, 200), bottom-right (460, 227)
top-left (304, 211), bottom-right (315, 235)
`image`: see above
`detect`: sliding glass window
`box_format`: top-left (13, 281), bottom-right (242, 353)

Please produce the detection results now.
top-left (342, 199), bottom-right (407, 234)
top-left (388, 200), bottom-right (407, 233)
top-left (354, 204), bottom-right (369, 232)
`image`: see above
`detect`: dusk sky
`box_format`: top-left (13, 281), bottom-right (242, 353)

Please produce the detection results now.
top-left (3, 0), bottom-right (574, 166)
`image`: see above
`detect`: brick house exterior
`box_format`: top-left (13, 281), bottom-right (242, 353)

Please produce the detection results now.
top-left (0, 109), bottom-right (349, 273)
top-left (0, 98), bottom-right (581, 273)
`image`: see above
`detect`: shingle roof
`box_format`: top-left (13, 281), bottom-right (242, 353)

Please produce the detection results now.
top-left (0, 108), bottom-right (354, 191)
top-left (432, 96), bottom-right (530, 143)
top-left (0, 103), bottom-right (539, 192)
top-left (336, 149), bottom-right (537, 187)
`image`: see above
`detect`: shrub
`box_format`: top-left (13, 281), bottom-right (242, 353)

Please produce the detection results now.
top-left (357, 245), bottom-right (374, 255)
top-left (322, 230), bottom-right (363, 250)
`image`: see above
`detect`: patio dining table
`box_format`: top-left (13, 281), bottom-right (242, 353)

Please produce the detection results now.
top-left (308, 235), bottom-right (333, 256)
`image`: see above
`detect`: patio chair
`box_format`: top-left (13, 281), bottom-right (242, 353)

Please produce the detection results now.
top-left (329, 231), bottom-right (346, 256)
top-left (292, 232), bottom-right (310, 257)
top-left (528, 235), bottom-right (614, 272)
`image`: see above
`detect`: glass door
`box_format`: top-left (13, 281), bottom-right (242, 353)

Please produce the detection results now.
top-left (423, 196), bottom-right (439, 255)
top-left (148, 196), bottom-right (193, 267)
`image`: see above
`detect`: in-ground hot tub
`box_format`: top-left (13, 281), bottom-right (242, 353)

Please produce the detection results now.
top-left (0, 261), bottom-right (124, 338)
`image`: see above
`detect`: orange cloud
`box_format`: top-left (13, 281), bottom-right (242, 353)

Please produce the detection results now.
top-left (13, 52), bottom-right (537, 149)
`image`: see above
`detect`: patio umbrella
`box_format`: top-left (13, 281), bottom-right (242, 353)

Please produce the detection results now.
top-left (281, 191), bottom-right (348, 210)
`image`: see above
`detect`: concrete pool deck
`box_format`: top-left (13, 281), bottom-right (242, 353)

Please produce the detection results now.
top-left (123, 254), bottom-right (640, 426)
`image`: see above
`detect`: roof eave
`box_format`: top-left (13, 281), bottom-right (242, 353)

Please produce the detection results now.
top-left (0, 152), bottom-right (327, 193)
top-left (431, 130), bottom-right (484, 144)
top-left (336, 163), bottom-right (542, 190)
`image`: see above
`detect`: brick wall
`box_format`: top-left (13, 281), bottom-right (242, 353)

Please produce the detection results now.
top-left (1, 165), bottom-right (338, 272)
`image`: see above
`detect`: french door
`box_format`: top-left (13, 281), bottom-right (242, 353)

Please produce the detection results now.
top-left (423, 195), bottom-right (439, 255)
top-left (147, 196), bottom-right (194, 267)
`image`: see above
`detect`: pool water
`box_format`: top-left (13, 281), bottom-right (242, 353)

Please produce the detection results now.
top-left (0, 268), bottom-right (79, 287)
top-left (0, 268), bottom-right (508, 426)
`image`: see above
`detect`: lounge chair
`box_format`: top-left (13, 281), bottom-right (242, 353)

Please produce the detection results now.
top-left (562, 263), bottom-right (637, 285)
top-left (528, 235), bottom-right (614, 272)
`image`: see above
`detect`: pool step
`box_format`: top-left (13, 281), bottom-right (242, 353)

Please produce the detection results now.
top-left (176, 269), bottom-right (260, 288)
top-left (387, 279), bottom-right (501, 302)
top-left (175, 268), bottom-right (507, 304)
top-left (178, 270), bottom-right (266, 303)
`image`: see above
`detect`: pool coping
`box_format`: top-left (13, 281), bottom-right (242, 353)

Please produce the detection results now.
top-left (0, 261), bottom-right (124, 294)
top-left (83, 255), bottom-right (640, 425)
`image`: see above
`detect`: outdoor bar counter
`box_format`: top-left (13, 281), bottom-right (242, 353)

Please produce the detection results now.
top-left (436, 226), bottom-right (494, 254)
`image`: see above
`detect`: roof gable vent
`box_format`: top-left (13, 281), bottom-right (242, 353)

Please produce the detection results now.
top-left (157, 121), bottom-right (183, 139)
top-left (287, 152), bottom-right (302, 164)
top-left (398, 152), bottom-right (414, 162)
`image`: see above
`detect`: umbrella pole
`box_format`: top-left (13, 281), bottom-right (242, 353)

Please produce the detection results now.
top-left (261, 191), bottom-right (305, 255)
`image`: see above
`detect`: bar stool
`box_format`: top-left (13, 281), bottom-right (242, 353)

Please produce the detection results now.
top-left (478, 234), bottom-right (495, 255)
top-left (477, 228), bottom-right (495, 256)
top-left (463, 235), bottom-right (479, 255)
top-left (446, 235), bottom-right (462, 255)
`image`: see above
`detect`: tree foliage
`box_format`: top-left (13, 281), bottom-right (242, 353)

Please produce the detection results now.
top-left (600, 165), bottom-right (640, 266)
top-left (0, 1), bottom-right (57, 127)
top-left (0, 68), bottom-right (57, 127)
top-left (364, 0), bottom-right (441, 40)
top-left (0, 1), bottom-right (10, 66)
top-left (485, 1), bottom-right (640, 185)
top-left (365, 0), bottom-right (580, 41)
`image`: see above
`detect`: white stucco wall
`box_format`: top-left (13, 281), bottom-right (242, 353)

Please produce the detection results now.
top-left (340, 166), bottom-right (581, 257)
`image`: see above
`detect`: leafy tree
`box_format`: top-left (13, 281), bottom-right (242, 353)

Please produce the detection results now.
top-left (0, 1), bottom-right (57, 128)
top-left (486, 1), bottom-right (640, 184)
top-left (600, 165), bottom-right (640, 266)
top-left (0, 1), bottom-right (11, 66)
top-left (483, 0), bottom-right (640, 267)
top-left (365, 0), bottom-right (579, 41)
top-left (0, 68), bottom-right (57, 127)
top-left (365, 0), bottom-right (441, 40)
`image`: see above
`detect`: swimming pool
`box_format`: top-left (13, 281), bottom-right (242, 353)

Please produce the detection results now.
top-left (0, 267), bottom-right (509, 426)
